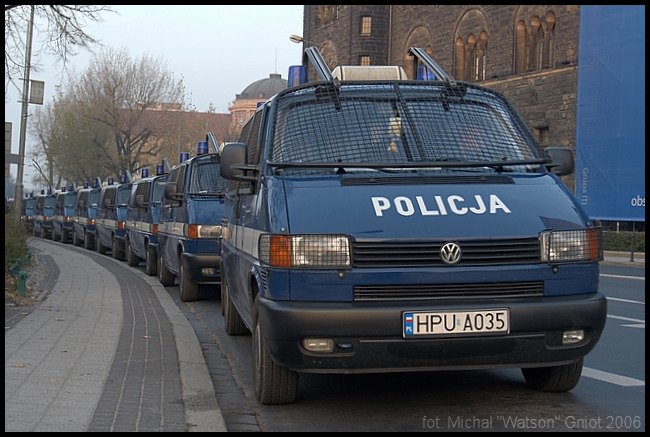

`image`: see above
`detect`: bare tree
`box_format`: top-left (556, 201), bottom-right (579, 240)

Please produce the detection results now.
top-left (47, 47), bottom-right (185, 179)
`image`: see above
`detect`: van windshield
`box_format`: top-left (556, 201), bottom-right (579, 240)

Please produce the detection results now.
top-left (88, 191), bottom-right (100, 208)
top-left (188, 160), bottom-right (228, 195)
top-left (270, 82), bottom-right (547, 174)
top-left (117, 186), bottom-right (131, 206)
top-left (64, 192), bottom-right (77, 208)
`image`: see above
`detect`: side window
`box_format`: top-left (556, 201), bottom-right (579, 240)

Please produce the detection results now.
top-left (102, 187), bottom-right (116, 208)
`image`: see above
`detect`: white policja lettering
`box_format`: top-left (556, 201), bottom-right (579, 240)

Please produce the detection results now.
top-left (371, 195), bottom-right (511, 217)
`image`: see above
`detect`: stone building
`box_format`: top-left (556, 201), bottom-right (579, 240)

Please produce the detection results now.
top-left (302, 5), bottom-right (581, 191)
top-left (229, 73), bottom-right (288, 131)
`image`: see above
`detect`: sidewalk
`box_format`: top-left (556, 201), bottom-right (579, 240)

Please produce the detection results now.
top-left (5, 239), bottom-right (226, 432)
top-left (602, 250), bottom-right (645, 267)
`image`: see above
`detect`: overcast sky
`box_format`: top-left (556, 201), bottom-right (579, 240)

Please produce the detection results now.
top-left (5, 5), bottom-right (304, 190)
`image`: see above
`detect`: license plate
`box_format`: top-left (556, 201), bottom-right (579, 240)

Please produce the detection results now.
top-left (403, 309), bottom-right (509, 337)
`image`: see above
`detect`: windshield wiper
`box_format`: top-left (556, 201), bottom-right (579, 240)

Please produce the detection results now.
top-left (268, 158), bottom-right (549, 171)
top-left (188, 192), bottom-right (225, 197)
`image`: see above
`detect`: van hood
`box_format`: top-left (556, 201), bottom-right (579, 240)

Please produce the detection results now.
top-left (281, 174), bottom-right (589, 239)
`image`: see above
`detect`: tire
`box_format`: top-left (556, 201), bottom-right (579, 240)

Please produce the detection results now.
top-left (96, 232), bottom-right (107, 255)
top-left (223, 279), bottom-right (248, 335)
top-left (72, 230), bottom-right (80, 246)
top-left (51, 226), bottom-right (58, 241)
top-left (252, 300), bottom-right (298, 405)
top-left (522, 358), bottom-right (583, 392)
top-left (179, 260), bottom-right (199, 302)
top-left (61, 228), bottom-right (69, 244)
top-left (157, 252), bottom-right (175, 286)
top-left (220, 262), bottom-right (227, 316)
top-left (126, 239), bottom-right (140, 266)
top-left (112, 236), bottom-right (124, 260)
top-left (144, 244), bottom-right (157, 276)
top-left (84, 231), bottom-right (94, 250)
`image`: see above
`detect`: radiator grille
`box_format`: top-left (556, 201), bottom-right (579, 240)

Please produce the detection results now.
top-left (354, 281), bottom-right (544, 302)
top-left (352, 237), bottom-right (540, 268)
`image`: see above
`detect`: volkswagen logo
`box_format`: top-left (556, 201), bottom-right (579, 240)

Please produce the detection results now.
top-left (440, 242), bottom-right (461, 264)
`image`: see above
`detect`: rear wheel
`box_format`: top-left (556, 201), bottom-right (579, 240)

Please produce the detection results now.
top-left (522, 358), bottom-right (583, 392)
top-left (179, 260), bottom-right (199, 302)
top-left (252, 298), bottom-right (298, 405)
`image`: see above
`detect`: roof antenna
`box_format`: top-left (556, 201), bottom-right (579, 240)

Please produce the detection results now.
top-left (274, 48), bottom-right (278, 74)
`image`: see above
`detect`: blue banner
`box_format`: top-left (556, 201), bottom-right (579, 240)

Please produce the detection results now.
top-left (575, 5), bottom-right (645, 221)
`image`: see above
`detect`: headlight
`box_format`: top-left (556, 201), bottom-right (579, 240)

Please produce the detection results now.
top-left (187, 224), bottom-right (222, 239)
top-left (259, 234), bottom-right (351, 268)
top-left (540, 228), bottom-right (602, 263)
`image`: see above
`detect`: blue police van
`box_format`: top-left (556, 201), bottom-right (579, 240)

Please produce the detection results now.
top-left (51, 185), bottom-right (78, 244)
top-left (218, 47), bottom-right (607, 404)
top-left (32, 189), bottom-right (56, 239)
top-left (157, 138), bottom-right (228, 302)
top-left (125, 163), bottom-right (169, 275)
top-left (72, 178), bottom-right (102, 249)
top-left (21, 194), bottom-right (36, 234)
top-left (95, 174), bottom-right (132, 260)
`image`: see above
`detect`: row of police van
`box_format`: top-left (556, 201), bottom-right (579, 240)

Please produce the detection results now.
top-left (24, 137), bottom-right (228, 303)
top-left (23, 46), bottom-right (608, 405)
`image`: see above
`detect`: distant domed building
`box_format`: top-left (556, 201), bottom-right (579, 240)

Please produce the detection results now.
top-left (229, 73), bottom-right (287, 130)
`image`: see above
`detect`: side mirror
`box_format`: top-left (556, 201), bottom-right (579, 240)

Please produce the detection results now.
top-left (164, 182), bottom-right (183, 201)
top-left (545, 147), bottom-right (574, 176)
top-left (220, 143), bottom-right (247, 180)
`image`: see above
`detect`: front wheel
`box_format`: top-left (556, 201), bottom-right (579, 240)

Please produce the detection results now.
top-left (252, 299), bottom-right (298, 405)
top-left (522, 358), bottom-right (583, 392)
top-left (144, 244), bottom-right (157, 276)
top-left (96, 232), bottom-right (107, 255)
top-left (223, 279), bottom-right (248, 335)
top-left (126, 239), bottom-right (139, 266)
top-left (179, 260), bottom-right (199, 302)
top-left (157, 252), bottom-right (175, 286)
top-left (112, 236), bottom-right (124, 260)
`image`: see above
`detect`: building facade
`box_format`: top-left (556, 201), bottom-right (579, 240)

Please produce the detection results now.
top-left (302, 5), bottom-right (581, 191)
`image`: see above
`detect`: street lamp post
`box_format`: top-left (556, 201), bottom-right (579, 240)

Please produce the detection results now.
top-left (14, 5), bottom-right (35, 217)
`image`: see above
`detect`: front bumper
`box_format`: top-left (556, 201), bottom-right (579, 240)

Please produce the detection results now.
top-left (181, 252), bottom-right (221, 284)
top-left (257, 292), bottom-right (607, 373)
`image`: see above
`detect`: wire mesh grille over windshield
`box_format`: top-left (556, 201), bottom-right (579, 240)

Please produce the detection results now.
top-left (270, 82), bottom-right (545, 174)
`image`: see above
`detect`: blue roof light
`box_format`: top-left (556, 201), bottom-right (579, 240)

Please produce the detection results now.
top-left (417, 65), bottom-right (436, 81)
top-left (141, 168), bottom-right (149, 178)
top-left (288, 65), bottom-right (308, 87)
top-left (180, 152), bottom-right (190, 163)
top-left (197, 141), bottom-right (208, 155)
